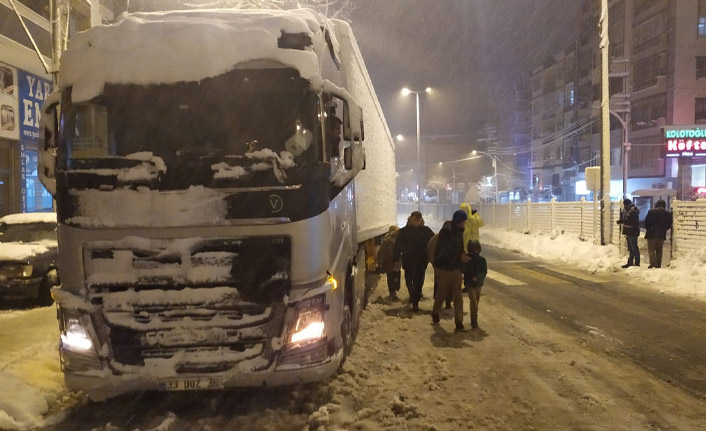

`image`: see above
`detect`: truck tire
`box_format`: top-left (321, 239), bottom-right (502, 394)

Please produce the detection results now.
top-left (37, 269), bottom-right (58, 306)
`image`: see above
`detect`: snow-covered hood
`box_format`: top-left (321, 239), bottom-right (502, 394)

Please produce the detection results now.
top-left (0, 240), bottom-right (56, 263)
top-left (61, 8), bottom-right (338, 102)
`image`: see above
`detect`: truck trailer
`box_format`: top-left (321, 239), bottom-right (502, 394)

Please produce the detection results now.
top-left (38, 8), bottom-right (396, 400)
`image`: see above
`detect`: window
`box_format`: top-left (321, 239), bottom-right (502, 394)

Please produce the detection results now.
top-left (633, 11), bottom-right (667, 51)
top-left (610, 1), bottom-right (625, 58)
top-left (632, 54), bottom-right (667, 91)
top-left (631, 94), bottom-right (666, 130)
top-left (694, 56), bottom-right (706, 83)
top-left (699, 0), bottom-right (706, 36)
top-left (696, 98), bottom-right (706, 123)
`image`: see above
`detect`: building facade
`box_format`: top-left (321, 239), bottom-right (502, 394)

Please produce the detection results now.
top-left (0, 0), bottom-right (105, 216)
top-left (527, 0), bottom-right (706, 203)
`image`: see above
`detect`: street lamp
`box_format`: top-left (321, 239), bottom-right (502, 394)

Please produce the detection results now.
top-left (472, 150), bottom-right (499, 203)
top-left (401, 87), bottom-right (432, 211)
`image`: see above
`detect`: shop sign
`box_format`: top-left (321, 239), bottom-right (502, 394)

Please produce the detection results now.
top-left (18, 70), bottom-right (52, 141)
top-left (0, 61), bottom-right (19, 140)
top-left (664, 126), bottom-right (706, 158)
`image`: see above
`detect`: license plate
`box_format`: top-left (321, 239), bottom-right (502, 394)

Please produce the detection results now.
top-left (159, 377), bottom-right (224, 391)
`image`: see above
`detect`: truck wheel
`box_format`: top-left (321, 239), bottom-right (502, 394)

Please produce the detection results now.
top-left (338, 304), bottom-right (353, 369)
top-left (37, 269), bottom-right (58, 306)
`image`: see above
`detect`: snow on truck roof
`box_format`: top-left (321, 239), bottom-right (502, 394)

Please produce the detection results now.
top-left (0, 212), bottom-right (57, 225)
top-left (61, 8), bottom-right (339, 103)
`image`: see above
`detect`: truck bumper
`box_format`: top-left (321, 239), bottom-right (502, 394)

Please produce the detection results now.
top-left (65, 351), bottom-right (343, 401)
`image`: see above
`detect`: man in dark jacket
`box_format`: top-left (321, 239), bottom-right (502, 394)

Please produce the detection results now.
top-left (644, 199), bottom-right (672, 268)
top-left (617, 198), bottom-right (640, 268)
top-left (393, 211), bottom-right (434, 311)
top-left (431, 210), bottom-right (469, 331)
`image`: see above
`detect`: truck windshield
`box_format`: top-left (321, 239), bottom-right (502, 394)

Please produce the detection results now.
top-left (60, 68), bottom-right (323, 189)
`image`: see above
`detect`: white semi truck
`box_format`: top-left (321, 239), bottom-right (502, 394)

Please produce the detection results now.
top-left (38, 8), bottom-right (396, 400)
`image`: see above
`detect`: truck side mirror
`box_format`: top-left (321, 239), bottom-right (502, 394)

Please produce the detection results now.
top-left (342, 101), bottom-right (352, 141)
top-left (39, 92), bottom-right (60, 196)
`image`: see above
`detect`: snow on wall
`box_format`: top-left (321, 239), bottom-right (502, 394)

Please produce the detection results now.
top-left (333, 20), bottom-right (396, 241)
top-left (60, 8), bottom-right (334, 102)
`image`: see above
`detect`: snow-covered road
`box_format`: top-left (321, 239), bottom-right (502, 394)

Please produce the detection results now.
top-left (4, 248), bottom-right (706, 430)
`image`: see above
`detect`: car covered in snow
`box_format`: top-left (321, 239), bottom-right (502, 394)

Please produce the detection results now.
top-left (0, 212), bottom-right (59, 306)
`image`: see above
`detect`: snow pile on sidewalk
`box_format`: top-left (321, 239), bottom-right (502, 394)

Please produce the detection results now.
top-left (482, 227), bottom-right (706, 300)
top-left (0, 307), bottom-right (72, 430)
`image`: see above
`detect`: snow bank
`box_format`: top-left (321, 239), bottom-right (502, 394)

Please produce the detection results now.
top-left (0, 213), bottom-right (56, 225)
top-left (481, 227), bottom-right (706, 300)
top-left (61, 8), bottom-right (334, 102)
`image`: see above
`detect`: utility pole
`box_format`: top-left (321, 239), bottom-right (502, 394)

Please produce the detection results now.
top-left (599, 0), bottom-right (612, 245)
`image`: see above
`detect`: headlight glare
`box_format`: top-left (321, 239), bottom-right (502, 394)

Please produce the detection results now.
top-left (0, 264), bottom-right (34, 278)
top-left (61, 317), bottom-right (93, 351)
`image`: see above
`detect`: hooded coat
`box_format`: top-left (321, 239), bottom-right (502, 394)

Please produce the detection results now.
top-left (460, 202), bottom-right (484, 251)
top-left (377, 228), bottom-right (400, 273)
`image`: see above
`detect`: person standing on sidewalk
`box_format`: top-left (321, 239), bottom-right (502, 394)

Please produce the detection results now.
top-left (617, 198), bottom-right (640, 268)
top-left (377, 225), bottom-right (401, 299)
top-left (393, 211), bottom-right (434, 311)
top-left (644, 199), bottom-right (672, 268)
top-left (431, 210), bottom-right (469, 331)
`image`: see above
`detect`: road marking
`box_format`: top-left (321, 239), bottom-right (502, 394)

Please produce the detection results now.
top-left (539, 265), bottom-right (609, 283)
top-left (513, 267), bottom-right (567, 284)
top-left (487, 269), bottom-right (527, 286)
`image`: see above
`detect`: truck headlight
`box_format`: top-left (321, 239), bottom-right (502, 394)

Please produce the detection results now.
top-left (288, 294), bottom-right (326, 347)
top-left (61, 317), bottom-right (94, 351)
top-left (0, 264), bottom-right (33, 278)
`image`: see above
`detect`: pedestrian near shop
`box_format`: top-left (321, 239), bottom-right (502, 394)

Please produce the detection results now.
top-left (617, 198), bottom-right (640, 268)
top-left (644, 199), bottom-right (673, 268)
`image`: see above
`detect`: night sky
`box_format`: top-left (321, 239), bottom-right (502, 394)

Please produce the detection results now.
top-left (350, 0), bottom-right (579, 144)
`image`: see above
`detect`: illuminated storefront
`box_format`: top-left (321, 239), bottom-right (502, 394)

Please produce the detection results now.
top-left (663, 126), bottom-right (706, 199)
top-left (0, 60), bottom-right (52, 216)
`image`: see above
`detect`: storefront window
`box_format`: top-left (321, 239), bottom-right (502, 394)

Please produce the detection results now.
top-left (22, 146), bottom-right (52, 212)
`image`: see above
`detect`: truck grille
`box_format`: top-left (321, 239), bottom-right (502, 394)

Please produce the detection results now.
top-left (83, 237), bottom-right (290, 370)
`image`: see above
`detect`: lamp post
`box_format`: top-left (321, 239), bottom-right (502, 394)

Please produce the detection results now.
top-left (472, 150), bottom-right (498, 203)
top-left (402, 87), bottom-right (431, 211)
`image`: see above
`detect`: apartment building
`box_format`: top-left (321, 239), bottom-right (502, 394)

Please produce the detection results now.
top-left (528, 0), bottom-right (706, 202)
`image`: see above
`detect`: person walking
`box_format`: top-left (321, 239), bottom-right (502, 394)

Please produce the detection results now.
top-left (617, 198), bottom-right (640, 268)
top-left (460, 202), bottom-right (484, 252)
top-left (431, 210), bottom-right (469, 331)
top-left (393, 211), bottom-right (434, 311)
top-left (427, 221), bottom-right (453, 309)
top-left (377, 225), bottom-right (401, 299)
top-left (644, 199), bottom-right (673, 268)
top-left (462, 240), bottom-right (487, 329)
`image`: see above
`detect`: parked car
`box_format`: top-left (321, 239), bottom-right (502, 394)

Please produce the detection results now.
top-left (0, 212), bottom-right (58, 306)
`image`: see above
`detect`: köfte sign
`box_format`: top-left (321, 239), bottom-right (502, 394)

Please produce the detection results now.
top-left (664, 126), bottom-right (706, 157)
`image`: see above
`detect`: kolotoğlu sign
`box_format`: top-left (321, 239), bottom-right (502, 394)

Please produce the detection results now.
top-left (663, 126), bottom-right (706, 158)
